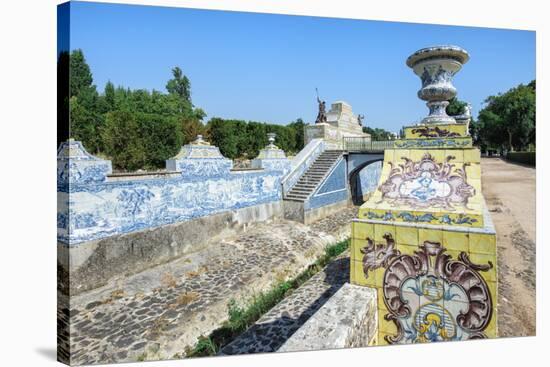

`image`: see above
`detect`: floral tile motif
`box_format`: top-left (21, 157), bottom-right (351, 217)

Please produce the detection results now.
top-left (378, 153), bottom-right (475, 210)
top-left (361, 210), bottom-right (481, 226)
top-left (394, 138), bottom-right (472, 149)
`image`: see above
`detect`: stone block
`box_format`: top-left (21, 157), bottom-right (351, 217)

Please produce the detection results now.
top-left (278, 283), bottom-right (377, 352)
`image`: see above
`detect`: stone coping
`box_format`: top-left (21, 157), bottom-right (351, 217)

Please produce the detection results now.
top-left (278, 283), bottom-right (377, 353)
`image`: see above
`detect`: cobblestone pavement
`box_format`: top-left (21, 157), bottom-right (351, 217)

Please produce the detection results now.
top-left (481, 158), bottom-right (536, 337)
top-left (67, 207), bottom-right (357, 365)
top-left (220, 254), bottom-right (349, 355)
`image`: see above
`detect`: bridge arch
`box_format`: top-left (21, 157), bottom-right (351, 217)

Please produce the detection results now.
top-left (347, 154), bottom-right (383, 205)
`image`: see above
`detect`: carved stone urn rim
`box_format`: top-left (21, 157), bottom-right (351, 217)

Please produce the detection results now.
top-left (406, 45), bottom-right (470, 68)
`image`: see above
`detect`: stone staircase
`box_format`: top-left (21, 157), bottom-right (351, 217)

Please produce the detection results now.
top-left (284, 150), bottom-right (344, 201)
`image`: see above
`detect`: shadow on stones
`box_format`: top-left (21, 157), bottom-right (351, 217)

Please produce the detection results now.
top-left (220, 256), bottom-right (349, 355)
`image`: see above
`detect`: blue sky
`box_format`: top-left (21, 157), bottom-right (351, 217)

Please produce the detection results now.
top-left (63, 1), bottom-right (535, 132)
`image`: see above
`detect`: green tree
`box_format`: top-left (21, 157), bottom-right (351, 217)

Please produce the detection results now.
top-left (69, 49), bottom-right (94, 99)
top-left (446, 97), bottom-right (467, 116)
top-left (104, 81), bottom-right (116, 110)
top-left (136, 113), bottom-right (183, 169)
top-left (206, 118), bottom-right (242, 159)
top-left (102, 110), bottom-right (146, 171)
top-left (166, 66), bottom-right (192, 109)
top-left (477, 81), bottom-right (535, 151)
top-left (67, 49), bottom-right (102, 153)
top-left (363, 126), bottom-right (393, 140)
top-left (287, 118), bottom-right (305, 152)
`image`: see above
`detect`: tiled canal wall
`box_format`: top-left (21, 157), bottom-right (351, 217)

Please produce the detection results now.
top-left (57, 139), bottom-right (291, 293)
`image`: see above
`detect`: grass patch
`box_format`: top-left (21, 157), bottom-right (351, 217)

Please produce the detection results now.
top-left (185, 238), bottom-right (350, 357)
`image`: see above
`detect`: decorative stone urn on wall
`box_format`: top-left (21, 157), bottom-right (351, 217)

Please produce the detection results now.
top-left (406, 45), bottom-right (469, 124)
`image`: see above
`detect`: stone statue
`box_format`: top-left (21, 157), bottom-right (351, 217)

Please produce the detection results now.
top-left (357, 114), bottom-right (365, 126)
top-left (315, 89), bottom-right (327, 124)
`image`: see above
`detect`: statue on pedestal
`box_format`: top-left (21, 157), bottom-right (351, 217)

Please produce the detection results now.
top-left (357, 114), bottom-right (365, 126)
top-left (315, 88), bottom-right (327, 124)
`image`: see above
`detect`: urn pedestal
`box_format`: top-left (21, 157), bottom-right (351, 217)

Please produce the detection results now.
top-left (350, 46), bottom-right (498, 345)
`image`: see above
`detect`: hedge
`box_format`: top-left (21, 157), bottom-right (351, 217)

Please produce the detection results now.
top-left (506, 151), bottom-right (536, 167)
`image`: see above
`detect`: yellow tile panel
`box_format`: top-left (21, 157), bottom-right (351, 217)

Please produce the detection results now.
top-left (393, 149), bottom-right (410, 161)
top-left (419, 227), bottom-right (444, 244)
top-left (463, 148), bottom-right (481, 163)
top-left (445, 149), bottom-right (464, 163)
top-left (395, 226), bottom-right (419, 246)
top-left (410, 149), bottom-right (427, 162)
top-left (378, 310), bottom-right (397, 334)
top-left (374, 223), bottom-right (396, 242)
top-left (469, 253), bottom-right (498, 282)
top-left (396, 243), bottom-right (418, 256)
top-left (443, 230), bottom-right (470, 252)
top-left (383, 149), bottom-right (395, 162)
top-left (466, 165), bottom-right (481, 179)
top-left (469, 233), bottom-right (497, 255)
top-left (377, 332), bottom-right (395, 346)
top-left (351, 238), bottom-right (368, 262)
top-left (352, 221), bottom-right (374, 240)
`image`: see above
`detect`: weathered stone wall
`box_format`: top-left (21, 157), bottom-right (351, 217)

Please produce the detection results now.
top-left (60, 201), bottom-right (283, 294)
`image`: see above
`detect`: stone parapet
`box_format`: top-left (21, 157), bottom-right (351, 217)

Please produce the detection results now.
top-left (278, 283), bottom-right (377, 352)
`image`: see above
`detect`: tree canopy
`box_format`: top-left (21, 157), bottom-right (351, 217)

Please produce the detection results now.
top-left (362, 126), bottom-right (394, 140)
top-left (63, 49), bottom-right (307, 171)
top-left (473, 81), bottom-right (536, 152)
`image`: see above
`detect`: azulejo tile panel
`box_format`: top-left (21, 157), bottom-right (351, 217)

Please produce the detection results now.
top-left (57, 140), bottom-right (290, 245)
top-left (357, 161), bottom-right (382, 198)
top-left (378, 152), bottom-right (475, 211)
top-left (306, 157), bottom-right (348, 210)
top-left (350, 227), bottom-right (497, 344)
top-left (351, 139), bottom-right (498, 345)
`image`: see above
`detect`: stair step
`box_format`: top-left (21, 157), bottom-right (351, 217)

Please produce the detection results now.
top-left (308, 167), bottom-right (331, 171)
top-left (290, 187), bottom-right (314, 192)
top-left (308, 170), bottom-right (329, 173)
top-left (285, 150), bottom-right (343, 197)
top-left (285, 194), bottom-right (307, 201)
top-left (293, 184), bottom-right (317, 189)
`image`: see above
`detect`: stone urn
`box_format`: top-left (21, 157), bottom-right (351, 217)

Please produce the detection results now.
top-left (406, 45), bottom-right (469, 124)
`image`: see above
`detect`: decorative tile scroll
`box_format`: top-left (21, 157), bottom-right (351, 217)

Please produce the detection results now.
top-left (361, 235), bottom-right (493, 343)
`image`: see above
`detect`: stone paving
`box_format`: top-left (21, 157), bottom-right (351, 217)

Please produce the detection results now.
top-left (220, 253), bottom-right (350, 355)
top-left (66, 207), bottom-right (357, 365)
